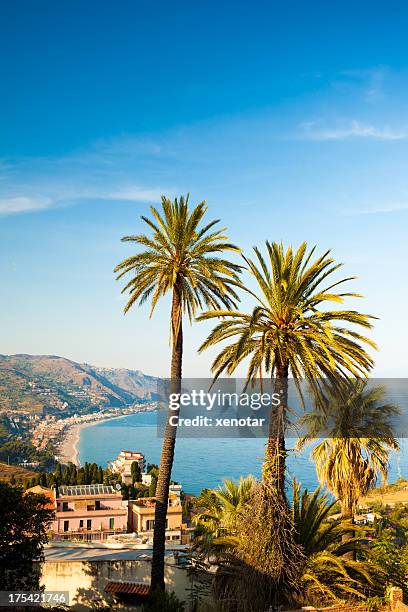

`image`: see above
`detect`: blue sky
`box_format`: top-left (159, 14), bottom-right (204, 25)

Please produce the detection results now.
top-left (1, 0), bottom-right (408, 377)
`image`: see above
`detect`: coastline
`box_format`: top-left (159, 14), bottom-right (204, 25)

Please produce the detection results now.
top-left (55, 411), bottom-right (147, 466)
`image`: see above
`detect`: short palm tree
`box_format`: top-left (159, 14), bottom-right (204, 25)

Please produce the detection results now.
top-left (114, 195), bottom-right (241, 590)
top-left (193, 476), bottom-right (256, 560)
top-left (297, 379), bottom-right (399, 519)
top-left (292, 481), bottom-right (373, 606)
top-left (198, 242), bottom-right (376, 599)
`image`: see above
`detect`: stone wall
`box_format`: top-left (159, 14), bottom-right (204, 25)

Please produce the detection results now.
top-left (40, 558), bottom-right (209, 611)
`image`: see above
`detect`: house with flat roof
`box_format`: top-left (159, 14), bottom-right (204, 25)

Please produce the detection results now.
top-left (52, 484), bottom-right (128, 542)
top-left (129, 493), bottom-right (183, 544)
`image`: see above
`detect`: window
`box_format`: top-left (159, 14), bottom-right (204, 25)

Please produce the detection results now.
top-left (95, 500), bottom-right (101, 510)
top-left (62, 501), bottom-right (68, 512)
top-left (79, 520), bottom-right (84, 529)
top-left (146, 519), bottom-right (155, 530)
top-left (172, 535), bottom-right (179, 540)
top-left (109, 517), bottom-right (114, 529)
top-left (63, 520), bottom-right (69, 532)
top-left (87, 519), bottom-right (92, 530)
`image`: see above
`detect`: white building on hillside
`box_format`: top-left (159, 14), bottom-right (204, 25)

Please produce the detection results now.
top-left (110, 450), bottom-right (145, 485)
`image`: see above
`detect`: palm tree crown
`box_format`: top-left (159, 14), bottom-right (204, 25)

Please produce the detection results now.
top-left (297, 379), bottom-right (400, 517)
top-left (198, 241), bottom-right (376, 387)
top-left (114, 194), bottom-right (242, 322)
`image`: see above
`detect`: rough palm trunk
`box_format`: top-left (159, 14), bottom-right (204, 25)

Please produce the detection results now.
top-left (151, 283), bottom-right (183, 591)
top-left (341, 501), bottom-right (355, 560)
top-left (263, 362), bottom-right (288, 501)
top-left (247, 361), bottom-right (305, 608)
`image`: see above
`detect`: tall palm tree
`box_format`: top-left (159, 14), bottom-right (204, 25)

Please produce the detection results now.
top-left (114, 195), bottom-right (241, 590)
top-left (198, 242), bottom-right (376, 599)
top-left (199, 242), bottom-right (376, 500)
top-left (297, 379), bottom-right (399, 519)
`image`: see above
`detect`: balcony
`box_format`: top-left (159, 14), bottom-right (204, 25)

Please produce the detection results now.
top-left (56, 507), bottom-right (127, 518)
top-left (51, 528), bottom-right (128, 543)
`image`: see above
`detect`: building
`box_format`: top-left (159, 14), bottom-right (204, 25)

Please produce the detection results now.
top-left (52, 484), bottom-right (128, 541)
top-left (40, 546), bottom-right (205, 611)
top-left (129, 493), bottom-right (183, 544)
top-left (110, 450), bottom-right (145, 485)
top-left (25, 485), bottom-right (56, 511)
top-left (141, 472), bottom-right (152, 487)
top-left (169, 483), bottom-right (182, 499)
top-left (354, 512), bottom-right (382, 526)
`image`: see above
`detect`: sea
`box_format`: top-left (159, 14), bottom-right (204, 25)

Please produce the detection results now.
top-left (78, 410), bottom-right (408, 496)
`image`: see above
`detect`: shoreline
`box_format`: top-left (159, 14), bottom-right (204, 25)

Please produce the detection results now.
top-left (55, 411), bottom-right (147, 466)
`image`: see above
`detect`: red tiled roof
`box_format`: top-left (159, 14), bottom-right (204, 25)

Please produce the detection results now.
top-left (105, 581), bottom-right (150, 597)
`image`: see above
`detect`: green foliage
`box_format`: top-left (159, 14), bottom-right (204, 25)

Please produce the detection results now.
top-left (0, 416), bottom-right (10, 443)
top-left (0, 438), bottom-right (55, 468)
top-left (121, 482), bottom-right (149, 500)
top-left (292, 481), bottom-right (374, 606)
top-left (147, 463), bottom-right (159, 474)
top-left (292, 480), bottom-right (338, 555)
top-left (365, 530), bottom-right (408, 598)
top-left (194, 478), bottom-right (378, 609)
top-left (149, 475), bottom-right (157, 497)
top-left (131, 460), bottom-right (142, 483)
top-left (193, 476), bottom-right (256, 561)
top-left (144, 589), bottom-right (185, 611)
top-left (24, 461), bottom-right (115, 491)
top-left (0, 481), bottom-right (54, 591)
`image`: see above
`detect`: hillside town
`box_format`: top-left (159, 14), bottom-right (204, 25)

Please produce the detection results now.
top-left (14, 448), bottom-right (194, 609)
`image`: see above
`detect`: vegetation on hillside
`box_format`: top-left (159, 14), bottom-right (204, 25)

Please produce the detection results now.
top-left (0, 461), bottom-right (37, 483)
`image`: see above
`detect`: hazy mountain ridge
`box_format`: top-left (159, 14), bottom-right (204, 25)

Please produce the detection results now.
top-left (0, 354), bottom-right (160, 415)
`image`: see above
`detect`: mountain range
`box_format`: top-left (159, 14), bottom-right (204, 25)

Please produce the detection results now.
top-left (0, 354), bottom-right (160, 415)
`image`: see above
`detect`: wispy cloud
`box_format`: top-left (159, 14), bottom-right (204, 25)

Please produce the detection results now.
top-left (300, 119), bottom-right (408, 141)
top-left (0, 196), bottom-right (52, 215)
top-left (0, 139), bottom-right (172, 216)
top-left (339, 66), bottom-right (389, 103)
top-left (342, 202), bottom-right (408, 216)
top-left (0, 185), bottom-right (165, 215)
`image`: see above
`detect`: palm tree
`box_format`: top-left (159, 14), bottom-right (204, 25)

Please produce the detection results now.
top-left (194, 478), bottom-right (373, 609)
top-left (199, 242), bottom-right (375, 500)
top-left (297, 379), bottom-right (399, 519)
top-left (114, 195), bottom-right (241, 590)
top-left (198, 242), bottom-right (376, 598)
top-left (292, 481), bottom-right (373, 606)
top-left (193, 476), bottom-right (256, 560)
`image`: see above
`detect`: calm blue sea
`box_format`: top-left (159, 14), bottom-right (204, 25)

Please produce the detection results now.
top-left (78, 411), bottom-right (408, 496)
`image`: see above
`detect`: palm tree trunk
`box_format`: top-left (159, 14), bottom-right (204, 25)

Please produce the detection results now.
top-left (263, 362), bottom-right (288, 503)
top-left (151, 283), bottom-right (183, 591)
top-left (341, 501), bottom-right (355, 560)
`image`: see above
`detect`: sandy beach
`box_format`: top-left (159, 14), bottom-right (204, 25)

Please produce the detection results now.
top-left (56, 423), bottom-right (84, 466)
top-left (55, 412), bottom-right (143, 466)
